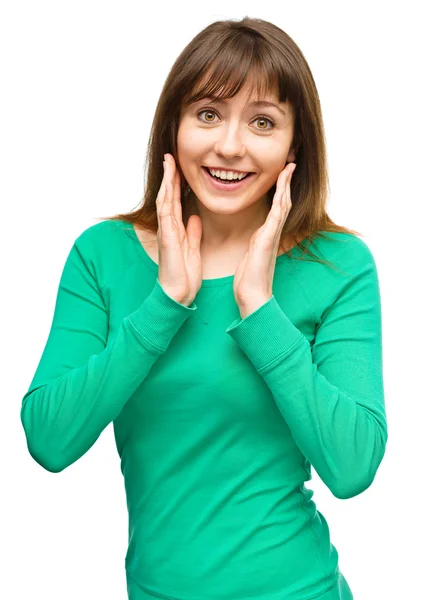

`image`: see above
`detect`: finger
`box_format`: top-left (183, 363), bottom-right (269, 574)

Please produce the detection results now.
top-left (276, 181), bottom-right (290, 232)
top-left (262, 185), bottom-right (285, 242)
top-left (273, 168), bottom-right (290, 209)
top-left (274, 181), bottom-right (287, 217)
top-left (162, 155), bottom-right (179, 214)
top-left (280, 166), bottom-right (292, 209)
top-left (156, 160), bottom-right (168, 212)
top-left (164, 157), bottom-right (183, 239)
top-left (276, 168), bottom-right (287, 191)
top-left (156, 161), bottom-right (169, 239)
top-left (260, 167), bottom-right (292, 246)
top-left (159, 167), bottom-right (176, 241)
top-left (286, 166), bottom-right (295, 209)
top-left (172, 166), bottom-right (183, 227)
top-left (283, 170), bottom-right (291, 205)
top-left (270, 169), bottom-right (286, 213)
top-left (159, 181), bottom-right (171, 235)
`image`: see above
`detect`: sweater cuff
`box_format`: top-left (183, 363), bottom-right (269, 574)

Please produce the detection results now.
top-left (226, 295), bottom-right (306, 372)
top-left (126, 278), bottom-right (197, 351)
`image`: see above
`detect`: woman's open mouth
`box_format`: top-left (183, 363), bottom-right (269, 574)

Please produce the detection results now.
top-left (202, 167), bottom-right (255, 192)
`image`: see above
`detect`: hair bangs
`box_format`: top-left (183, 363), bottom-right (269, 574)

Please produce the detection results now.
top-left (184, 51), bottom-right (281, 109)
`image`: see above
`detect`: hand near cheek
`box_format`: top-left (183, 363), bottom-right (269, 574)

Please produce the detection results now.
top-left (233, 162), bottom-right (297, 319)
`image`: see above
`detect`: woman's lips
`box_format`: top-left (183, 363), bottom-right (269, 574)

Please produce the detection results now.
top-left (201, 167), bottom-right (255, 192)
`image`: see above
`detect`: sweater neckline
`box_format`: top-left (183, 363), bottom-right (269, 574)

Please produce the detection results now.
top-left (123, 221), bottom-right (294, 289)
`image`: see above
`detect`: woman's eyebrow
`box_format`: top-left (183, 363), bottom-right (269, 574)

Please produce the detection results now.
top-left (199, 96), bottom-right (286, 117)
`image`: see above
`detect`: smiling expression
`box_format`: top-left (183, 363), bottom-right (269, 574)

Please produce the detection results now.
top-left (177, 82), bottom-right (296, 215)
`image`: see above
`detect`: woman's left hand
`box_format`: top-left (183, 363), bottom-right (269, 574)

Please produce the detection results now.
top-left (233, 162), bottom-right (297, 319)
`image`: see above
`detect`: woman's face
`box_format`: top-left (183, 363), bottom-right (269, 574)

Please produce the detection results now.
top-left (177, 84), bottom-right (295, 219)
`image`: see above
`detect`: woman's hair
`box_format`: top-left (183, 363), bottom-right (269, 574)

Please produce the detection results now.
top-left (98, 16), bottom-right (362, 269)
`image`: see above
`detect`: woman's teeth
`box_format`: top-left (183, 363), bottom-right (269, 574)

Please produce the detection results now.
top-left (207, 168), bottom-right (250, 183)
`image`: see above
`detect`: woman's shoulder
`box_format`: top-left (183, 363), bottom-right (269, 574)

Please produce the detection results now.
top-left (282, 231), bottom-right (381, 330)
top-left (75, 219), bottom-right (129, 246)
top-left (311, 231), bottom-right (378, 274)
top-left (69, 220), bottom-right (141, 286)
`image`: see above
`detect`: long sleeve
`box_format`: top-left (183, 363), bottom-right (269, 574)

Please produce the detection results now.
top-left (20, 232), bottom-right (196, 473)
top-left (226, 239), bottom-right (387, 500)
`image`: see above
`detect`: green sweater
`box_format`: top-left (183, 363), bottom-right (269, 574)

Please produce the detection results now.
top-left (20, 220), bottom-right (387, 599)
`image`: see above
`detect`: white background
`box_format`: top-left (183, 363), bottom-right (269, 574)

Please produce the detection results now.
top-left (2, 1), bottom-right (442, 598)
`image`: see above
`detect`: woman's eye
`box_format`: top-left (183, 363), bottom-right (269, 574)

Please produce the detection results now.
top-left (197, 109), bottom-right (274, 131)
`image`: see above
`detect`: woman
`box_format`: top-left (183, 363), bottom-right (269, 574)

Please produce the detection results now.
top-left (20, 17), bottom-right (387, 599)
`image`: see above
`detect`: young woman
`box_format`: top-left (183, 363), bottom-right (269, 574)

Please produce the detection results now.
top-left (20, 17), bottom-right (387, 600)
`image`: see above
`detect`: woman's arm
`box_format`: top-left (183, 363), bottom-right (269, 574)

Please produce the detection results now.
top-left (20, 231), bottom-right (196, 473)
top-left (226, 237), bottom-right (387, 499)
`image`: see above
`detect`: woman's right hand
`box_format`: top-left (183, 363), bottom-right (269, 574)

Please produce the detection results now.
top-left (157, 153), bottom-right (203, 306)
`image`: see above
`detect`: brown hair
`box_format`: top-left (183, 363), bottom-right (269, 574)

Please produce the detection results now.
top-left (98, 16), bottom-right (362, 269)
